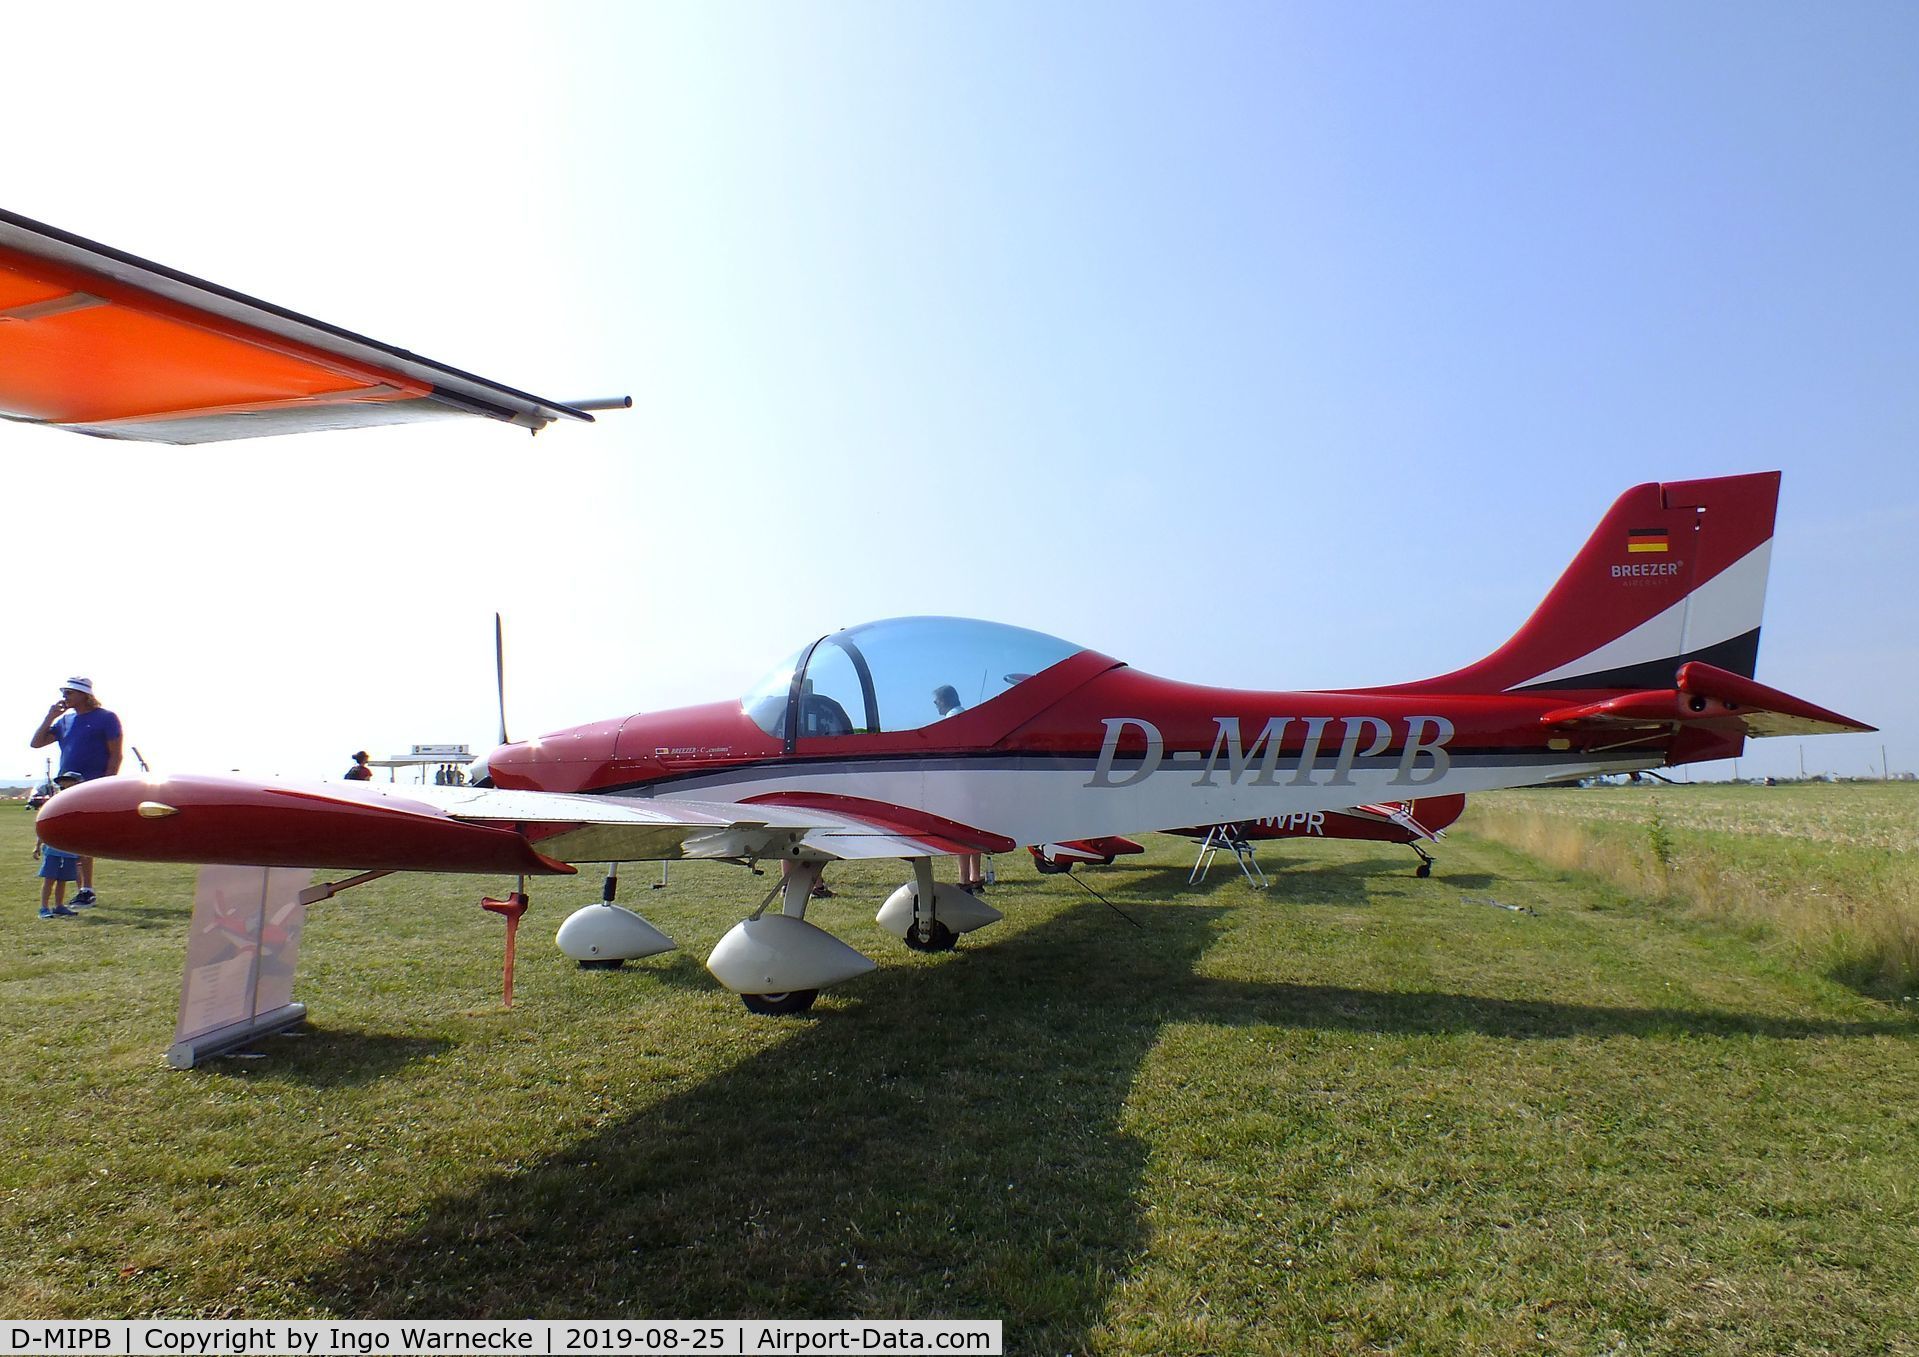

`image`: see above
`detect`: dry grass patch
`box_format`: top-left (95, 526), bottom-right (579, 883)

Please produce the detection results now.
top-left (1466, 783), bottom-right (1919, 998)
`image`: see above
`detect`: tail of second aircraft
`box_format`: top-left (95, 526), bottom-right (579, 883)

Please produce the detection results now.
top-left (1404, 472), bottom-right (1782, 695)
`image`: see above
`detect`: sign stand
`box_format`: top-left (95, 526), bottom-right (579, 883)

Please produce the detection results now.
top-left (166, 865), bottom-right (313, 1069)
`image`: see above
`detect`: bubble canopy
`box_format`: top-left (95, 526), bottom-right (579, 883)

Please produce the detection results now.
top-left (742, 616), bottom-right (1086, 739)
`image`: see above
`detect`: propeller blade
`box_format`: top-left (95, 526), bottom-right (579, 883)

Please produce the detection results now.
top-left (494, 612), bottom-right (509, 746)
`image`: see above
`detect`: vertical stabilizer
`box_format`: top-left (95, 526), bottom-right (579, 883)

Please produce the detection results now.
top-left (1403, 472), bottom-right (1781, 694)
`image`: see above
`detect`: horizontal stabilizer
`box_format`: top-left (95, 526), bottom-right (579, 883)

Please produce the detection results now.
top-left (1539, 662), bottom-right (1875, 738)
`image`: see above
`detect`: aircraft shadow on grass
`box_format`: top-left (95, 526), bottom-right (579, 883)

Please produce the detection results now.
top-left (73, 901), bottom-right (186, 933)
top-left (1104, 860), bottom-right (1499, 899)
top-left (237, 1032), bottom-right (454, 1088)
top-left (299, 901), bottom-right (1915, 1334)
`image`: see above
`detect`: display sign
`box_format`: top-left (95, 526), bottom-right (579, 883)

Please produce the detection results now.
top-left (169, 865), bottom-right (312, 1068)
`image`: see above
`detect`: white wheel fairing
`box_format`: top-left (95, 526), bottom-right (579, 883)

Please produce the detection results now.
top-left (875, 882), bottom-right (1004, 939)
top-left (555, 903), bottom-right (677, 961)
top-left (706, 915), bottom-right (877, 995)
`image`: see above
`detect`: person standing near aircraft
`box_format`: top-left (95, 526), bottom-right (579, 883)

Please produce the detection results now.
top-left (343, 751), bottom-right (373, 781)
top-left (29, 677), bottom-right (122, 907)
top-left (34, 772), bottom-right (84, 918)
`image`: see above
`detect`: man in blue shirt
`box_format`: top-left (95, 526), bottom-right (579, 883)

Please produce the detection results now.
top-left (30, 676), bottom-right (123, 907)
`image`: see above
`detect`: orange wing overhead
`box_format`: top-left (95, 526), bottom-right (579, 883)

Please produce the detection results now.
top-left (0, 207), bottom-right (593, 444)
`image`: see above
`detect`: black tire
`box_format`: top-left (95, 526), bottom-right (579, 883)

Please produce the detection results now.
top-left (578, 958), bottom-right (626, 970)
top-left (901, 920), bottom-right (958, 953)
top-left (1033, 856), bottom-right (1069, 875)
top-left (1415, 861), bottom-right (1433, 879)
top-left (740, 989), bottom-right (820, 1016)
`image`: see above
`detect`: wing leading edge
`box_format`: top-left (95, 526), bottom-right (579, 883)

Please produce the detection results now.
top-left (34, 774), bottom-right (1009, 874)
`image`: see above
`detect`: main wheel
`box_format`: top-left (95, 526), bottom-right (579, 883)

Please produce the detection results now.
top-left (901, 920), bottom-right (958, 953)
top-left (1415, 861), bottom-right (1433, 879)
top-left (740, 989), bottom-right (820, 1016)
top-left (1032, 856), bottom-right (1069, 875)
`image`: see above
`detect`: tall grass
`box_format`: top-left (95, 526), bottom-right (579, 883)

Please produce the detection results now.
top-left (1466, 784), bottom-right (1919, 997)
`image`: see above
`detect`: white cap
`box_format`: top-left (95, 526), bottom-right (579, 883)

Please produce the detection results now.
top-left (60, 676), bottom-right (93, 695)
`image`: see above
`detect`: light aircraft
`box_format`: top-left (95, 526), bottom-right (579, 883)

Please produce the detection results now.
top-left (7, 209), bottom-right (1876, 1027)
top-left (39, 481), bottom-right (1875, 1016)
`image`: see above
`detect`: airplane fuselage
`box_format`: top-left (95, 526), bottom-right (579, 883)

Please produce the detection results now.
top-left (483, 655), bottom-right (1697, 854)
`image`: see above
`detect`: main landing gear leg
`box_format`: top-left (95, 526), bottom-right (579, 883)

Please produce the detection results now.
top-left (904, 857), bottom-right (956, 953)
top-left (1411, 843), bottom-right (1435, 878)
top-left (875, 858), bottom-right (999, 950)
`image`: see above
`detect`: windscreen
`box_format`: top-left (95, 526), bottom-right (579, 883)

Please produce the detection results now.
top-left (741, 617), bottom-right (1083, 738)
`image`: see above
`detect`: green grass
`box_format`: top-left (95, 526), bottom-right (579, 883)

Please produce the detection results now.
top-left (4, 800), bottom-right (1917, 1354)
top-left (1468, 782), bottom-right (1919, 998)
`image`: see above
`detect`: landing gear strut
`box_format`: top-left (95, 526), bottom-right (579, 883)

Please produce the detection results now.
top-left (875, 858), bottom-right (1001, 951)
top-left (1411, 843), bottom-right (1435, 878)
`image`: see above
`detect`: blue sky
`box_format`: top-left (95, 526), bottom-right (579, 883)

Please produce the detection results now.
top-left (3, 2), bottom-right (1913, 781)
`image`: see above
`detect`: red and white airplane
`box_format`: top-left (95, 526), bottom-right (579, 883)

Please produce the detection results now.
top-left (8, 209), bottom-right (1876, 1023)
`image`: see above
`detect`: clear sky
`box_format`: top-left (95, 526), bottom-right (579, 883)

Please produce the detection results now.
top-left (4, 1), bottom-right (1914, 783)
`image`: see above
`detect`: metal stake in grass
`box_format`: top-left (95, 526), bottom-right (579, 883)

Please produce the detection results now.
top-left (481, 879), bottom-right (531, 1007)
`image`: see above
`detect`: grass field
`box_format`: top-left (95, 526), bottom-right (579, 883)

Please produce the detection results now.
top-left (1467, 781), bottom-right (1919, 999)
top-left (3, 797), bottom-right (1917, 1354)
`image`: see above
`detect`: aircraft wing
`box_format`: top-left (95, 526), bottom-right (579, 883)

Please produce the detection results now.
top-left (0, 207), bottom-right (593, 444)
top-left (35, 774), bottom-right (1012, 873)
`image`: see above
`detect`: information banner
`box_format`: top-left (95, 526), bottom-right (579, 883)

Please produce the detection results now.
top-left (176, 866), bottom-right (311, 1044)
top-left (0, 1320), bottom-right (1001, 1356)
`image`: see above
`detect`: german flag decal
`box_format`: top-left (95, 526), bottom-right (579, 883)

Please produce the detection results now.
top-left (1626, 527), bottom-right (1670, 554)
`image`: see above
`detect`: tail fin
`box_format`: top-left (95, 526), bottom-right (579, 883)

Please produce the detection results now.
top-left (1412, 472), bottom-right (1780, 694)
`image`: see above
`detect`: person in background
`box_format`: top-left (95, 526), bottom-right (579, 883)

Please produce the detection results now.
top-left (35, 772), bottom-right (84, 918)
top-left (343, 751), bottom-right (373, 781)
top-left (29, 677), bottom-right (121, 908)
